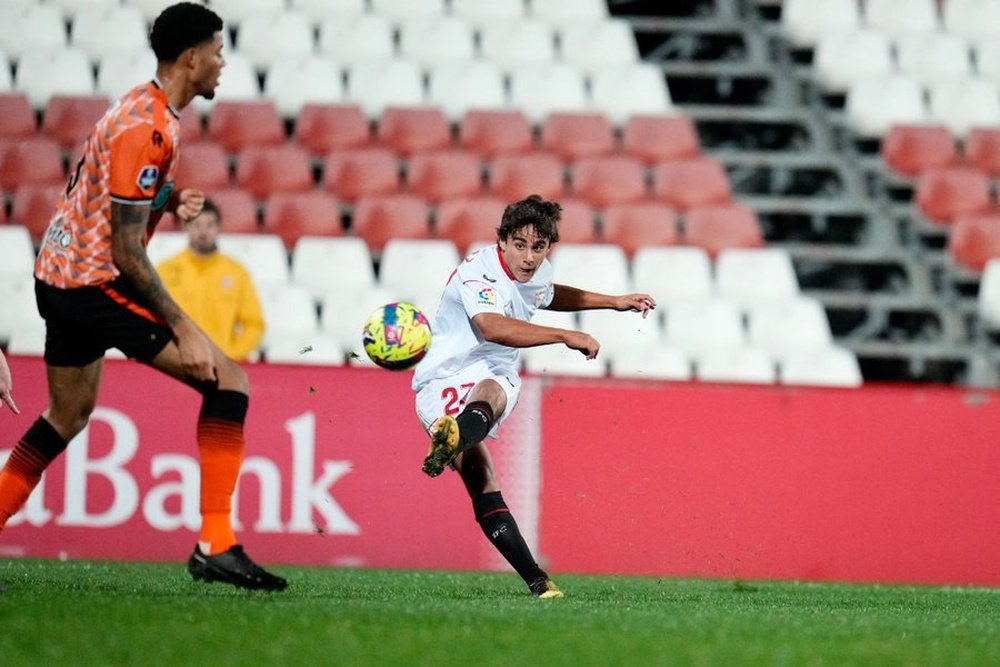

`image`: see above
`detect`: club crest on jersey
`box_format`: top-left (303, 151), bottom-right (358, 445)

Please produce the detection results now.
top-left (477, 286), bottom-right (497, 306)
top-left (137, 165), bottom-right (159, 190)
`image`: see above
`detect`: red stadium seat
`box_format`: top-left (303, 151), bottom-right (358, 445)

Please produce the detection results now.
top-left (41, 95), bottom-right (110, 151)
top-left (406, 149), bottom-right (483, 202)
top-left (459, 109), bottom-right (534, 158)
top-left (683, 203), bottom-right (764, 258)
top-left (963, 127), bottom-right (1000, 177)
top-left (622, 113), bottom-right (701, 164)
top-left (207, 100), bottom-right (286, 153)
top-left (0, 94), bottom-right (38, 140)
top-left (11, 183), bottom-right (64, 240)
top-left (235, 144), bottom-right (315, 200)
top-left (915, 166), bottom-right (992, 224)
top-left (556, 198), bottom-right (599, 244)
top-left (351, 193), bottom-right (431, 254)
top-left (570, 155), bottom-right (647, 208)
top-left (949, 210), bottom-right (1000, 271)
top-left (179, 104), bottom-right (203, 142)
top-left (541, 112), bottom-right (615, 161)
top-left (322, 147), bottom-right (400, 201)
top-left (264, 191), bottom-right (342, 247)
top-left (652, 156), bottom-right (731, 209)
top-left (0, 136), bottom-right (64, 191)
top-left (294, 103), bottom-right (371, 156)
top-left (881, 124), bottom-right (958, 177)
top-left (488, 152), bottom-right (566, 202)
top-left (210, 187), bottom-right (260, 234)
top-left (173, 141), bottom-right (231, 190)
top-left (376, 106), bottom-right (452, 156)
top-left (434, 196), bottom-right (507, 254)
top-left (600, 202), bottom-right (679, 257)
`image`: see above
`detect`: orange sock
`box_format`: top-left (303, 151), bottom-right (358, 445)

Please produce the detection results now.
top-left (0, 419), bottom-right (67, 532)
top-left (197, 391), bottom-right (248, 555)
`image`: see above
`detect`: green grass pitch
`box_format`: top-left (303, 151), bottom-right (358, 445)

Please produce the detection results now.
top-left (1, 559), bottom-right (998, 666)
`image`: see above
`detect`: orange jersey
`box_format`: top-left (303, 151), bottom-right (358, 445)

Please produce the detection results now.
top-left (35, 80), bottom-right (181, 288)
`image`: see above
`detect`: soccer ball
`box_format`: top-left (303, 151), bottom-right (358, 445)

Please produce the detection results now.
top-left (362, 302), bottom-right (432, 370)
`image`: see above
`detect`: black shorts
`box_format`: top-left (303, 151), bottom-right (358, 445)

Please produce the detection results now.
top-left (35, 278), bottom-right (172, 367)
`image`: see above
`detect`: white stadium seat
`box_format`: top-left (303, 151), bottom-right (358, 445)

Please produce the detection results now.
top-left (237, 12), bottom-right (315, 70)
top-left (265, 55), bottom-right (344, 118)
top-left (290, 0), bottom-right (367, 23)
top-left (0, 51), bottom-right (12, 92)
top-left (779, 346), bottom-right (863, 387)
top-left (218, 233), bottom-right (290, 289)
top-left (814, 30), bottom-right (893, 94)
top-left (664, 299), bottom-right (745, 354)
top-left (781, 0), bottom-right (861, 48)
top-left (321, 285), bottom-right (395, 353)
top-left (346, 60), bottom-right (426, 118)
top-left (509, 62), bottom-right (589, 122)
top-left (479, 20), bottom-right (557, 70)
top-left (97, 49), bottom-right (157, 100)
top-left (579, 309), bottom-right (662, 359)
top-left (845, 75), bottom-right (928, 138)
top-left (428, 61), bottom-right (507, 121)
top-left (590, 63), bottom-right (672, 125)
top-left (378, 239), bottom-right (459, 310)
top-left (193, 52), bottom-right (260, 114)
top-left (927, 77), bottom-right (1000, 138)
top-left (895, 33), bottom-right (973, 86)
top-left (632, 246), bottom-right (713, 306)
top-left (975, 38), bottom-right (1000, 83)
top-left (528, 0), bottom-right (608, 23)
top-left (292, 236), bottom-right (377, 301)
top-left (977, 258), bottom-right (1000, 330)
top-left (715, 248), bottom-right (799, 308)
top-left (0, 5), bottom-right (67, 60)
top-left (370, 0), bottom-right (446, 23)
top-left (48, 0), bottom-right (119, 20)
top-left (72, 5), bottom-right (147, 62)
top-left (15, 48), bottom-right (95, 109)
top-left (318, 14), bottom-right (395, 66)
top-left (0, 276), bottom-right (36, 346)
top-left (0, 225), bottom-right (36, 282)
top-left (209, 0), bottom-right (286, 27)
top-left (265, 333), bottom-right (344, 365)
top-left (399, 16), bottom-right (476, 68)
top-left (610, 346), bottom-right (692, 381)
top-left (522, 343), bottom-right (607, 378)
top-left (695, 347), bottom-right (776, 384)
top-left (864, 0), bottom-right (939, 37)
top-left (259, 283), bottom-right (319, 348)
top-left (943, 0), bottom-right (1000, 42)
top-left (747, 298), bottom-right (833, 355)
top-left (450, 0), bottom-right (525, 25)
top-left (550, 244), bottom-right (630, 295)
top-left (559, 20), bottom-right (639, 72)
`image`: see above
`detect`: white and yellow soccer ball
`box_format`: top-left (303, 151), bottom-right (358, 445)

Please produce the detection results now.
top-left (362, 302), bottom-right (432, 370)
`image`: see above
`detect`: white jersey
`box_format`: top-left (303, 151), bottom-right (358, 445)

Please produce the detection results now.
top-left (412, 244), bottom-right (554, 391)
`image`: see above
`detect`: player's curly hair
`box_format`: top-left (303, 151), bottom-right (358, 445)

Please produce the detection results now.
top-left (497, 195), bottom-right (561, 244)
top-left (150, 2), bottom-right (223, 63)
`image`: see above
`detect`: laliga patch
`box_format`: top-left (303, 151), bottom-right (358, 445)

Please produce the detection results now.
top-left (476, 286), bottom-right (497, 306)
top-left (136, 165), bottom-right (159, 191)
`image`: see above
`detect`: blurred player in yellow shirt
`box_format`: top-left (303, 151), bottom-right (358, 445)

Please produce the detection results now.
top-left (158, 199), bottom-right (265, 361)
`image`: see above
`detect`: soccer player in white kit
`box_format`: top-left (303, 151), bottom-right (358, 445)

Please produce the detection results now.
top-left (412, 195), bottom-right (656, 598)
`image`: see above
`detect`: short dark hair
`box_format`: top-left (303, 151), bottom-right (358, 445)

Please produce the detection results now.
top-left (150, 3), bottom-right (223, 63)
top-left (497, 195), bottom-right (561, 244)
top-left (195, 198), bottom-right (220, 223)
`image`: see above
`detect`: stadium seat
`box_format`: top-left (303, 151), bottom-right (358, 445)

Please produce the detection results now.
top-left (376, 106), bottom-right (452, 157)
top-left (0, 224), bottom-right (37, 282)
top-left (915, 166), bottom-right (993, 224)
top-left (322, 147), bottom-right (401, 201)
top-left (479, 20), bottom-right (556, 70)
top-left (179, 105), bottom-right (203, 142)
top-left (978, 257), bottom-right (1000, 329)
top-left (632, 246), bottom-right (713, 305)
top-left (434, 196), bottom-right (507, 255)
top-left (217, 232), bottom-right (290, 288)
top-left (71, 5), bottom-right (147, 61)
top-left (881, 124), bottom-right (959, 177)
top-left (40, 95), bottom-right (110, 151)
top-left (522, 328), bottom-right (607, 378)
top-left (346, 61), bottom-right (426, 119)
top-left (528, 0), bottom-right (608, 22)
top-left (609, 346), bottom-right (692, 381)
top-left (235, 144), bottom-right (315, 200)
top-left (428, 61), bottom-right (506, 121)
top-left (210, 188), bottom-right (260, 234)
top-left (351, 194), bottom-right (432, 254)
top-left (326, 286), bottom-right (398, 364)
top-left (814, 30), bottom-right (893, 93)
top-left (264, 55), bottom-right (344, 118)
top-left (963, 127), bottom-right (1000, 177)
top-left (292, 235), bottom-right (376, 301)
top-left (652, 156), bottom-right (731, 209)
top-left (864, 0), bottom-right (939, 37)
top-left (378, 238), bottom-right (460, 311)
top-left (779, 346), bottom-right (863, 387)
top-left (0, 276), bottom-right (43, 350)
top-left (450, 0), bottom-right (525, 24)
top-left (0, 93), bottom-right (37, 139)
top-left (193, 52), bottom-right (260, 114)
top-left (600, 202), bottom-right (679, 257)
top-left (294, 103), bottom-right (371, 156)
top-left (622, 113), bottom-right (700, 164)
top-left (488, 152), bottom-right (566, 202)
top-left (559, 20), bottom-right (639, 73)
top-left (0, 53), bottom-right (13, 94)
top-left (974, 38), bottom-right (1000, 83)
top-left (928, 78), bottom-right (1000, 137)
top-left (96, 48), bottom-right (157, 100)
top-left (683, 203), bottom-right (764, 258)
top-left (258, 283), bottom-right (320, 348)
top-left (895, 33), bottom-right (972, 85)
top-left (696, 347), bottom-right (776, 385)
top-left (129, 0), bottom-right (192, 21)
top-left (747, 297), bottom-right (832, 354)
top-left (554, 198), bottom-right (599, 244)
top-left (590, 64), bottom-right (673, 125)
top-left (406, 150), bottom-right (483, 203)
top-left (264, 333), bottom-right (345, 366)
top-left (459, 109), bottom-right (534, 159)
top-left (15, 47), bottom-right (95, 109)
top-left (172, 141), bottom-right (231, 190)
top-left (264, 191), bottom-right (342, 248)
top-left (318, 14), bottom-right (395, 66)
top-left (290, 0), bottom-right (365, 23)
top-left (570, 155), bottom-right (648, 208)
top-left (399, 16), bottom-right (475, 67)
top-left (145, 230), bottom-right (188, 266)
top-left (0, 137), bottom-right (64, 191)
top-left (509, 63), bottom-right (588, 124)
top-left (1, 6), bottom-right (67, 60)
top-left (237, 12), bottom-right (313, 70)
top-left (948, 211), bottom-right (1000, 271)
top-left (845, 75), bottom-right (928, 138)
top-left (208, 0), bottom-right (285, 26)
top-left (781, 0), bottom-right (861, 48)
top-left (549, 243), bottom-right (629, 294)
top-left (541, 112), bottom-right (616, 161)
top-left (943, 0), bottom-right (1000, 42)
top-left (715, 247), bottom-right (800, 308)
top-left (370, 0), bottom-right (445, 22)
top-left (207, 100), bottom-right (286, 154)
top-left (664, 299), bottom-right (745, 354)
top-left (578, 309), bottom-right (662, 359)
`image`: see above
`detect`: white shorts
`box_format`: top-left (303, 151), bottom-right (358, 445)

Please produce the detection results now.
top-left (414, 360), bottom-right (520, 438)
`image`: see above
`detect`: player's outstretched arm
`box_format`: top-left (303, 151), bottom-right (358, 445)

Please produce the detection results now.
top-left (547, 284), bottom-right (657, 318)
top-left (473, 312), bottom-right (600, 359)
top-left (0, 349), bottom-right (19, 414)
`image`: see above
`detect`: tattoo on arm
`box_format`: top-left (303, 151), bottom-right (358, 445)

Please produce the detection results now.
top-left (110, 201), bottom-right (185, 328)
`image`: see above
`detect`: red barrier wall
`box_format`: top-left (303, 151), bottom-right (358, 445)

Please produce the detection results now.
top-left (539, 382), bottom-right (1000, 586)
